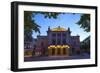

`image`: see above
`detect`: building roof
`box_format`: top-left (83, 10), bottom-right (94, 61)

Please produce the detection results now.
top-left (51, 26), bottom-right (67, 32)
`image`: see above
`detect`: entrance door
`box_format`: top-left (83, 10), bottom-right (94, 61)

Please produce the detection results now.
top-left (52, 48), bottom-right (55, 55)
top-left (63, 48), bottom-right (67, 55)
top-left (57, 48), bottom-right (61, 55)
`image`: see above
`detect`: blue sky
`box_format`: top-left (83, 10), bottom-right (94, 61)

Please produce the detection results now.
top-left (32, 13), bottom-right (90, 41)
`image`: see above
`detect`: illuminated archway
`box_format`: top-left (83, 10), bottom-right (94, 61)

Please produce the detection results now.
top-left (48, 45), bottom-right (70, 56)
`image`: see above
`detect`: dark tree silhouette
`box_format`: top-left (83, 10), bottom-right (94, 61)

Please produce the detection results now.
top-left (24, 11), bottom-right (61, 41)
top-left (24, 12), bottom-right (90, 42)
top-left (76, 14), bottom-right (90, 32)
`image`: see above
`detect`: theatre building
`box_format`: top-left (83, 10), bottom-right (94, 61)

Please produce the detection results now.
top-left (24, 26), bottom-right (80, 57)
top-left (35, 26), bottom-right (80, 56)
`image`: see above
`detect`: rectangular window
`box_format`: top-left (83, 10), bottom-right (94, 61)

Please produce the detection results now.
top-left (62, 33), bottom-right (66, 37)
top-left (52, 39), bottom-right (56, 45)
top-left (52, 33), bottom-right (56, 37)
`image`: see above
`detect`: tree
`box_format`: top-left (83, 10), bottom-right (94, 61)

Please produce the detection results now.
top-left (24, 11), bottom-right (61, 42)
top-left (76, 14), bottom-right (90, 32)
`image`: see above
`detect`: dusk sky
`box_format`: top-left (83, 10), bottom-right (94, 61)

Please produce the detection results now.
top-left (31, 12), bottom-right (90, 41)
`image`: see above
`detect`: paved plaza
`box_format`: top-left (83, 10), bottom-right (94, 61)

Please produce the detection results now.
top-left (24, 53), bottom-right (90, 62)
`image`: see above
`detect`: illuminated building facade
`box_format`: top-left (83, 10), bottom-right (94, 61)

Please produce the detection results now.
top-left (24, 26), bottom-right (80, 57)
top-left (47, 26), bottom-right (80, 56)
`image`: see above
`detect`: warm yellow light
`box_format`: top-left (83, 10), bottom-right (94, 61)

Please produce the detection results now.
top-left (24, 50), bottom-right (33, 57)
top-left (56, 45), bottom-right (61, 48)
top-left (48, 45), bottom-right (56, 49)
top-left (48, 45), bottom-right (70, 49)
top-left (63, 45), bottom-right (70, 48)
top-left (51, 27), bottom-right (67, 31)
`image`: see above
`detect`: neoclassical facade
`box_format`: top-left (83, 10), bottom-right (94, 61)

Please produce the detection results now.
top-left (47, 26), bottom-right (80, 56)
top-left (24, 26), bottom-right (80, 57)
top-left (35, 26), bottom-right (80, 56)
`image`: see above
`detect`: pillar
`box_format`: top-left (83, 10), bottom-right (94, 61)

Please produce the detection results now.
top-left (66, 48), bottom-right (69, 56)
top-left (48, 48), bottom-right (52, 56)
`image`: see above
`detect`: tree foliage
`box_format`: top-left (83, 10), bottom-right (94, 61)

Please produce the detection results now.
top-left (76, 14), bottom-right (90, 32)
top-left (24, 12), bottom-right (90, 42)
top-left (24, 11), bottom-right (61, 41)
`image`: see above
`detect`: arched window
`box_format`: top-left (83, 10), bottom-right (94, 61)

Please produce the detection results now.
top-left (41, 42), bottom-right (44, 46)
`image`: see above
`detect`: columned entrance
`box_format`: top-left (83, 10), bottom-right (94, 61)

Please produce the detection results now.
top-left (48, 45), bottom-right (70, 56)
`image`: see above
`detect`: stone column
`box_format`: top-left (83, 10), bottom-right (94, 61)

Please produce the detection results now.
top-left (66, 48), bottom-right (69, 56)
top-left (48, 49), bottom-right (52, 56)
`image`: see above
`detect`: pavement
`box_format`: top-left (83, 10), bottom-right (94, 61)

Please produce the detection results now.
top-left (24, 53), bottom-right (90, 62)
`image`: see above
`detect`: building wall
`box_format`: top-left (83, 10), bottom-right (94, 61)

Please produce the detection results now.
top-left (24, 27), bottom-right (80, 57)
top-left (69, 36), bottom-right (80, 54)
top-left (36, 36), bottom-right (48, 48)
top-left (47, 31), bottom-right (71, 45)
top-left (35, 36), bottom-right (48, 56)
top-left (47, 28), bottom-right (80, 55)
top-left (24, 42), bottom-right (34, 57)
